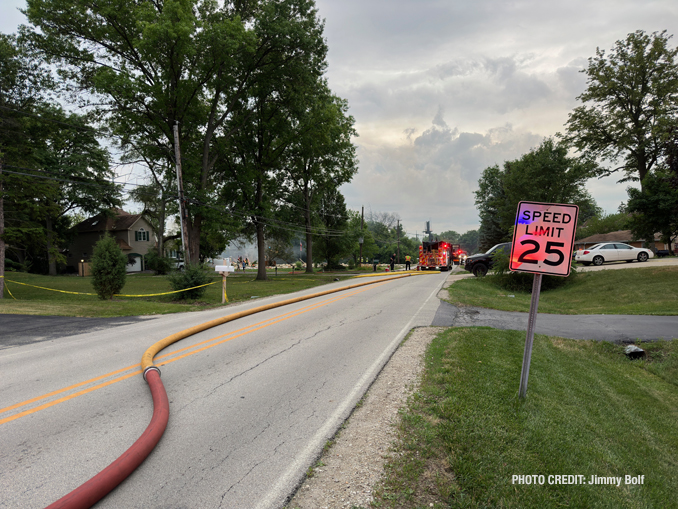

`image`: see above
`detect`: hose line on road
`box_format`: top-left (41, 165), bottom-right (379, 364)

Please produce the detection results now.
top-left (45, 368), bottom-right (169, 509)
top-left (45, 272), bottom-right (430, 508)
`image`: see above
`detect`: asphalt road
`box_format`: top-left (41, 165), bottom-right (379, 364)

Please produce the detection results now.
top-left (0, 273), bottom-right (445, 509)
top-left (1, 262), bottom-right (676, 508)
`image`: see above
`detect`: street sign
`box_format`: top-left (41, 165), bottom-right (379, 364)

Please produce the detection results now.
top-left (510, 201), bottom-right (579, 277)
top-left (510, 201), bottom-right (579, 399)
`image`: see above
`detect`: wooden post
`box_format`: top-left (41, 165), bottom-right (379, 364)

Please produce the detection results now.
top-left (173, 122), bottom-right (190, 266)
top-left (221, 272), bottom-right (228, 304)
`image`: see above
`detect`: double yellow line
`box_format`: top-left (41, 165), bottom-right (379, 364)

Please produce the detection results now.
top-left (0, 281), bottom-right (388, 426)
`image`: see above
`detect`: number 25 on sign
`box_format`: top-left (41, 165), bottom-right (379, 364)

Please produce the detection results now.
top-left (510, 201), bottom-right (578, 399)
top-left (510, 201), bottom-right (579, 276)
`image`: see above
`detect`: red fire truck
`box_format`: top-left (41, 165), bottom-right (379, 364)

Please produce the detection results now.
top-left (418, 241), bottom-right (461, 271)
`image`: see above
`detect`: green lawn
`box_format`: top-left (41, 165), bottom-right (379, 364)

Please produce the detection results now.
top-left (446, 266), bottom-right (678, 315)
top-left (371, 328), bottom-right (678, 509)
top-left (0, 270), bottom-right (351, 317)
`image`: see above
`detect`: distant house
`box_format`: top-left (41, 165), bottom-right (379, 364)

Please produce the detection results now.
top-left (574, 230), bottom-right (643, 250)
top-left (574, 229), bottom-right (676, 253)
top-left (66, 208), bottom-right (156, 272)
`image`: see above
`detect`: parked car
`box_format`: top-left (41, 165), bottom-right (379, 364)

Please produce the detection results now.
top-left (463, 242), bottom-right (511, 277)
top-left (574, 243), bottom-right (654, 266)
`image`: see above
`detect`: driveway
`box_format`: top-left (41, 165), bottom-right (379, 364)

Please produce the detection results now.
top-left (0, 314), bottom-right (151, 349)
top-left (576, 257), bottom-right (678, 272)
top-left (434, 265), bottom-right (678, 342)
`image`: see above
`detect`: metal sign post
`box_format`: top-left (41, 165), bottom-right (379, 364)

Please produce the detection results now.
top-left (510, 201), bottom-right (579, 399)
top-left (518, 273), bottom-right (542, 399)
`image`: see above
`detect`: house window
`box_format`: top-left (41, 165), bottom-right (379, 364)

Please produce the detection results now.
top-left (135, 228), bottom-right (149, 242)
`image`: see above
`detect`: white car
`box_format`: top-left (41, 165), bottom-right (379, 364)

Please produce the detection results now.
top-left (575, 242), bottom-right (654, 266)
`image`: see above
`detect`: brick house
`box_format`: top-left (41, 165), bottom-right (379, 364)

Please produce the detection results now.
top-left (66, 209), bottom-right (156, 272)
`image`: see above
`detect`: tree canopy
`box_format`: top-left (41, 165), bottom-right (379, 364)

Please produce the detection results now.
top-left (562, 30), bottom-right (678, 188)
top-left (475, 138), bottom-right (599, 251)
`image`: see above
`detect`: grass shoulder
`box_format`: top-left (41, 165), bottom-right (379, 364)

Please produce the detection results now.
top-left (446, 266), bottom-right (678, 315)
top-left (0, 271), bottom-right (352, 317)
top-left (371, 327), bottom-right (678, 508)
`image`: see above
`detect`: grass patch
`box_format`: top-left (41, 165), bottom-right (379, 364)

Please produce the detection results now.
top-left (371, 328), bottom-right (678, 508)
top-left (447, 266), bottom-right (678, 315)
top-left (0, 271), bottom-right (351, 317)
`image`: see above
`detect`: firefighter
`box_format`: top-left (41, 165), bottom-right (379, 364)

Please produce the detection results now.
top-left (405, 254), bottom-right (411, 270)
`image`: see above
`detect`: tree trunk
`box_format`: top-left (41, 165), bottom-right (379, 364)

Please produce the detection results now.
top-left (256, 220), bottom-right (267, 281)
top-left (0, 161), bottom-right (5, 299)
top-left (187, 214), bottom-right (202, 265)
top-left (304, 188), bottom-right (313, 274)
top-left (46, 215), bottom-right (57, 276)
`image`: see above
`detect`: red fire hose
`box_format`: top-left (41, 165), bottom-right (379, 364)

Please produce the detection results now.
top-left (44, 272), bottom-right (433, 508)
top-left (45, 367), bottom-right (168, 509)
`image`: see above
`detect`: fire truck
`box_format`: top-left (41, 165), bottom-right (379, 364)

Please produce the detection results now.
top-left (418, 241), bottom-right (461, 271)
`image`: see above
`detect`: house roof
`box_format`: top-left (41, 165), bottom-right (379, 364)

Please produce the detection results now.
top-left (575, 229), bottom-right (666, 245)
top-left (117, 238), bottom-right (132, 251)
top-left (73, 209), bottom-right (145, 233)
top-left (575, 230), bottom-right (637, 244)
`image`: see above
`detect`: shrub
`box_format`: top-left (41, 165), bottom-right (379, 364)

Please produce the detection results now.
top-left (167, 263), bottom-right (211, 300)
top-left (295, 261), bottom-right (303, 271)
top-left (91, 234), bottom-right (127, 299)
top-left (489, 248), bottom-right (577, 292)
top-left (145, 250), bottom-right (173, 275)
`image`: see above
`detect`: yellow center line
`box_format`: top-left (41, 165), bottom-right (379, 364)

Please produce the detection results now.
top-left (0, 293), bottom-right (350, 417)
top-left (0, 283), bottom-right (384, 426)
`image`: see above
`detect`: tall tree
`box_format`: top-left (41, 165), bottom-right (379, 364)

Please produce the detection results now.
top-left (283, 85), bottom-right (358, 273)
top-left (25, 0), bottom-right (328, 264)
top-left (33, 106), bottom-right (120, 274)
top-left (562, 30), bottom-right (678, 188)
top-left (458, 229), bottom-right (479, 254)
top-left (627, 129), bottom-right (678, 252)
top-left (314, 186), bottom-right (352, 268)
top-left (0, 32), bottom-right (54, 292)
top-left (475, 138), bottom-right (599, 251)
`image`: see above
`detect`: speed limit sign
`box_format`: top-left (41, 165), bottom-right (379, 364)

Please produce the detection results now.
top-left (510, 201), bottom-right (579, 277)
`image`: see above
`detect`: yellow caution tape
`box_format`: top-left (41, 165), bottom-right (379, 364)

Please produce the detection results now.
top-left (1, 276), bottom-right (17, 300)
top-left (0, 277), bottom-right (218, 298)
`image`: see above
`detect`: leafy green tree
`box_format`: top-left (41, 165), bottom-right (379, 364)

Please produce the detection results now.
top-left (90, 234), bottom-right (127, 299)
top-left (283, 85), bottom-right (358, 273)
top-left (25, 0), bottom-right (329, 265)
top-left (562, 30), bottom-right (678, 188)
top-left (627, 158), bottom-right (678, 253)
top-left (459, 229), bottom-right (480, 254)
top-left (1, 32), bottom-right (51, 296)
top-left (576, 212), bottom-right (631, 240)
top-left (314, 187), bottom-right (352, 268)
top-left (475, 138), bottom-right (599, 251)
top-left (438, 230), bottom-right (460, 243)
top-left (346, 210), bottom-right (377, 266)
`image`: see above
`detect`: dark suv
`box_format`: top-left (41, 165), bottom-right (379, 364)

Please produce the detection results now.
top-left (463, 242), bottom-right (511, 277)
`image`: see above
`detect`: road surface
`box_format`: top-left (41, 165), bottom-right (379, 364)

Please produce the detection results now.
top-left (0, 273), bottom-right (445, 509)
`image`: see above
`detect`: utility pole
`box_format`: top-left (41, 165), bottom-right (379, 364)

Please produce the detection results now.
top-left (0, 158), bottom-right (4, 300)
top-left (397, 219), bottom-right (400, 264)
top-left (359, 206), bottom-right (364, 265)
top-left (173, 122), bottom-right (190, 266)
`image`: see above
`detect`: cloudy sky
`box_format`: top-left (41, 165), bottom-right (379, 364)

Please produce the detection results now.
top-left (3, 0), bottom-right (678, 238)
